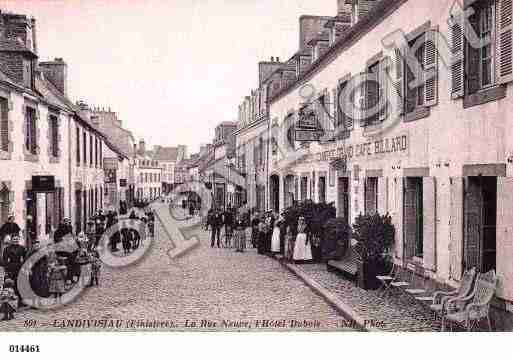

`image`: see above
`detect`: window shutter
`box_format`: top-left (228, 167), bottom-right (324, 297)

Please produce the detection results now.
top-left (346, 82), bottom-right (354, 130)
top-left (467, 13), bottom-right (481, 94)
top-left (498, 0), bottom-right (513, 84)
top-left (423, 177), bottom-right (437, 270)
top-left (424, 29), bottom-right (438, 107)
top-left (324, 90), bottom-right (332, 133)
top-left (0, 99), bottom-right (8, 152)
top-left (364, 69), bottom-right (378, 126)
top-left (52, 117), bottom-right (59, 157)
top-left (379, 59), bottom-right (389, 121)
top-left (26, 108), bottom-right (36, 154)
top-left (24, 108), bottom-right (30, 151)
top-left (449, 177), bottom-right (464, 281)
top-left (403, 179), bottom-right (417, 259)
top-left (378, 177), bottom-right (388, 214)
top-left (393, 177), bottom-right (404, 260)
top-left (450, 18), bottom-right (465, 98)
top-left (392, 48), bottom-right (405, 115)
top-left (496, 177), bottom-right (513, 300)
top-left (463, 178), bottom-right (482, 271)
top-left (332, 87), bottom-right (339, 130)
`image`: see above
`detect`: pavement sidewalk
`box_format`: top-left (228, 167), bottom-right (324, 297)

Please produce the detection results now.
top-left (279, 261), bottom-right (441, 332)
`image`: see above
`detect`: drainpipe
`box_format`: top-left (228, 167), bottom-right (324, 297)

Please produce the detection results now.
top-left (67, 115), bottom-right (72, 222)
top-left (266, 114), bottom-right (270, 211)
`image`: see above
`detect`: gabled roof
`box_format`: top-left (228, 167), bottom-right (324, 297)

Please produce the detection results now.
top-left (153, 146), bottom-right (178, 162)
top-left (35, 75), bottom-right (73, 112)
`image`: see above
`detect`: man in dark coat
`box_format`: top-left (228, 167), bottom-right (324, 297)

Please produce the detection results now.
top-left (3, 235), bottom-right (26, 303)
top-left (0, 215), bottom-right (21, 240)
top-left (206, 209), bottom-right (214, 231)
top-left (54, 218), bottom-right (72, 244)
top-left (0, 215), bottom-right (21, 264)
top-left (223, 207), bottom-right (234, 247)
top-left (210, 210), bottom-right (222, 248)
top-left (251, 212), bottom-right (260, 248)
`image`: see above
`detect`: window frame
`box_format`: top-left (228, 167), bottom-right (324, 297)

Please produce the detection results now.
top-left (24, 106), bottom-right (37, 155)
top-left (49, 114), bottom-right (59, 158)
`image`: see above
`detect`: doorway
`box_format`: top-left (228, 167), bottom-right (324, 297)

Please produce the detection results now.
top-left (318, 176), bottom-right (326, 203)
top-left (337, 177), bottom-right (349, 225)
top-left (270, 175), bottom-right (280, 212)
top-left (464, 176), bottom-right (497, 273)
top-left (403, 177), bottom-right (423, 259)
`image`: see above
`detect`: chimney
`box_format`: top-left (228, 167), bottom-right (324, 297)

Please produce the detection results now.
top-left (337, 0), bottom-right (352, 17)
top-left (39, 58), bottom-right (67, 95)
top-left (138, 139), bottom-right (146, 155)
top-left (30, 18), bottom-right (37, 55)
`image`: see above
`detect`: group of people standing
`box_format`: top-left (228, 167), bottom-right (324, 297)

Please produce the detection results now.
top-left (252, 211), bottom-right (313, 262)
top-left (206, 206), bottom-right (249, 253)
top-left (203, 206), bottom-right (313, 262)
top-left (0, 205), bottom-right (156, 322)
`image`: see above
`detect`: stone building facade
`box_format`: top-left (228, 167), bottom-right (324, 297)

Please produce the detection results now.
top-left (0, 10), bottom-right (131, 245)
top-left (263, 0), bottom-right (513, 324)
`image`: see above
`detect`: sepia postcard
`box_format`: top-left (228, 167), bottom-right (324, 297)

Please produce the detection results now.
top-left (0, 0), bottom-right (512, 355)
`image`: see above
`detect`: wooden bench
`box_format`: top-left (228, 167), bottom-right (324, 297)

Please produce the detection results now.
top-left (327, 245), bottom-right (359, 280)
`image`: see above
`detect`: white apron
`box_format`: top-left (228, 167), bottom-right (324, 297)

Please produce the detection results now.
top-left (271, 227), bottom-right (281, 253)
top-left (293, 233), bottom-right (312, 261)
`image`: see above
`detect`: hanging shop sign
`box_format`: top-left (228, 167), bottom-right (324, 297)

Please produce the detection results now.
top-left (295, 129), bottom-right (324, 142)
top-left (103, 157), bottom-right (119, 170)
top-left (32, 176), bottom-right (55, 192)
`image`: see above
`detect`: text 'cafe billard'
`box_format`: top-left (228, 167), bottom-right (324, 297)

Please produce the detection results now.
top-left (302, 133), bottom-right (412, 225)
top-left (315, 134), bottom-right (409, 162)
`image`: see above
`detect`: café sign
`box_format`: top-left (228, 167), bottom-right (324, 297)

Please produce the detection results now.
top-left (314, 134), bottom-right (408, 162)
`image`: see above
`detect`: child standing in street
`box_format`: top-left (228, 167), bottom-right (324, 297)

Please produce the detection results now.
top-left (47, 254), bottom-right (67, 298)
top-left (89, 251), bottom-right (101, 287)
top-left (0, 278), bottom-right (18, 321)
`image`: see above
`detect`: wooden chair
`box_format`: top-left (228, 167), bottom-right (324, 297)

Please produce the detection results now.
top-left (376, 262), bottom-right (398, 297)
top-left (389, 263), bottom-right (413, 290)
top-left (444, 270), bottom-right (497, 331)
top-left (404, 262), bottom-right (427, 296)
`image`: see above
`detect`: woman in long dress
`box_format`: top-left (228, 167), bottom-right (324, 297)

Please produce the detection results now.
top-left (234, 214), bottom-right (246, 253)
top-left (293, 216), bottom-right (312, 262)
top-left (271, 216), bottom-right (282, 254)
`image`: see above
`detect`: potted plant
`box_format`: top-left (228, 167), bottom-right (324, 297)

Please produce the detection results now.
top-left (352, 213), bottom-right (395, 290)
top-left (322, 217), bottom-right (352, 260)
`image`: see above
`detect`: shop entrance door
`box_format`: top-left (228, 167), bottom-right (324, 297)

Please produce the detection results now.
top-left (25, 191), bottom-right (37, 249)
top-left (464, 176), bottom-right (497, 272)
top-left (337, 177), bottom-right (349, 225)
top-left (403, 177), bottom-right (423, 259)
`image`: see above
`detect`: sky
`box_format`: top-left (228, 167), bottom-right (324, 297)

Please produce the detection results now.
top-left (0, 0), bottom-right (335, 153)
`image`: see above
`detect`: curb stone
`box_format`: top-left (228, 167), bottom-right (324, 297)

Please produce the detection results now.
top-left (280, 261), bottom-right (382, 332)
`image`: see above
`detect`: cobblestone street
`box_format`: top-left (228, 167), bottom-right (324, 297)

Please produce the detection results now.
top-left (0, 205), bottom-right (352, 332)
